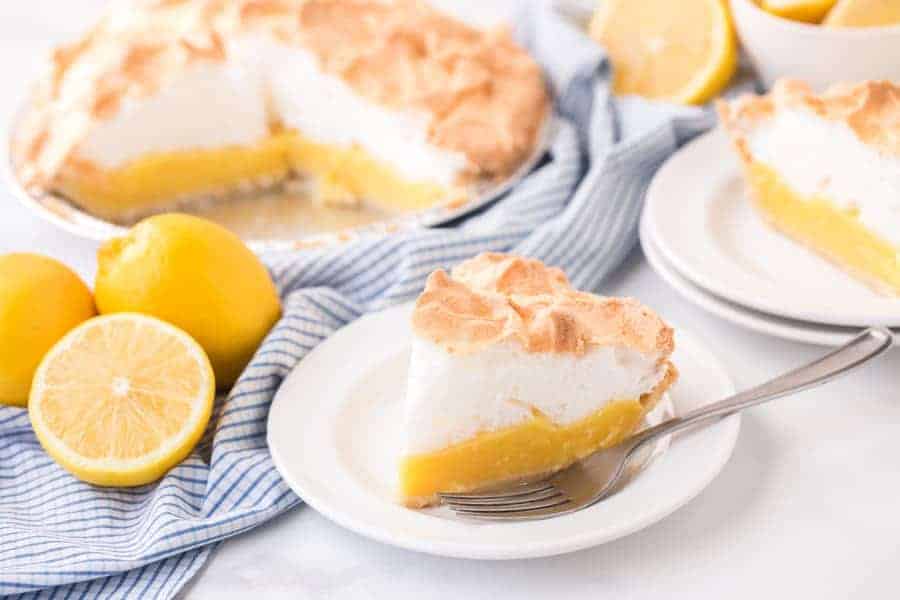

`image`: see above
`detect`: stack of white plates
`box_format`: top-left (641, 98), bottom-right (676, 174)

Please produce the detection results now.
top-left (641, 128), bottom-right (900, 347)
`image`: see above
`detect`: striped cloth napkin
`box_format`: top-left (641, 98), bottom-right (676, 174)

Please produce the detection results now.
top-left (0, 4), bottom-right (715, 598)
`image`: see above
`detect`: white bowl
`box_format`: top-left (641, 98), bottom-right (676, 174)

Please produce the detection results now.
top-left (730, 0), bottom-right (900, 89)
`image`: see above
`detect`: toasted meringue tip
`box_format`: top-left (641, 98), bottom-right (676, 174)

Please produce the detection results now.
top-left (412, 253), bottom-right (674, 358)
top-left (718, 78), bottom-right (900, 156)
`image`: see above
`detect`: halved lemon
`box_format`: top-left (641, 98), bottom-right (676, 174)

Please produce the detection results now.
top-left (761, 0), bottom-right (838, 23)
top-left (29, 313), bottom-right (215, 487)
top-left (589, 0), bottom-right (738, 105)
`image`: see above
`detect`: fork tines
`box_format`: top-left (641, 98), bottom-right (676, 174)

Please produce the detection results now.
top-left (439, 482), bottom-right (573, 520)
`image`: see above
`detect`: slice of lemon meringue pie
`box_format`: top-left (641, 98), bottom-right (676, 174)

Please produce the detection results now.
top-left (13, 0), bottom-right (549, 222)
top-left (400, 253), bottom-right (677, 508)
top-left (718, 79), bottom-right (900, 296)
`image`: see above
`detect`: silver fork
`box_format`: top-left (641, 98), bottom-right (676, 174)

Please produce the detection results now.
top-left (440, 327), bottom-right (893, 521)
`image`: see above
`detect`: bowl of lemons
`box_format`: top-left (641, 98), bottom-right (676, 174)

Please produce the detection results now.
top-left (731, 0), bottom-right (900, 89)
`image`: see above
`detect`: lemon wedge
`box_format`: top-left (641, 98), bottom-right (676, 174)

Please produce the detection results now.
top-left (824, 0), bottom-right (900, 26)
top-left (29, 313), bottom-right (215, 487)
top-left (589, 0), bottom-right (738, 105)
top-left (760, 0), bottom-right (838, 22)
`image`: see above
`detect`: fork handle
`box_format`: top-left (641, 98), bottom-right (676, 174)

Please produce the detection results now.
top-left (627, 327), bottom-right (893, 452)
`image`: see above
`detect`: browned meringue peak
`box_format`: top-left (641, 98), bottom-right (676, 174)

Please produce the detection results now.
top-left (15, 0), bottom-right (549, 187)
top-left (14, 0), bottom-right (232, 186)
top-left (287, 0), bottom-right (549, 178)
top-left (717, 79), bottom-right (900, 157)
top-left (412, 253), bottom-right (675, 357)
top-left (451, 253), bottom-right (570, 296)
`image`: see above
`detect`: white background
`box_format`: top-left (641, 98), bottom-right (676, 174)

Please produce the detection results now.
top-left (3, 2), bottom-right (900, 598)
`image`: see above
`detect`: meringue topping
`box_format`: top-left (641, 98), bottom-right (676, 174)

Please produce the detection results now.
top-left (412, 253), bottom-right (675, 357)
top-left (14, 0), bottom-right (549, 189)
top-left (718, 79), bottom-right (900, 157)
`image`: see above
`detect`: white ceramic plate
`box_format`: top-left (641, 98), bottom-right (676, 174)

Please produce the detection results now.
top-left (267, 302), bottom-right (741, 560)
top-left (640, 211), bottom-right (890, 347)
top-left (644, 128), bottom-right (900, 327)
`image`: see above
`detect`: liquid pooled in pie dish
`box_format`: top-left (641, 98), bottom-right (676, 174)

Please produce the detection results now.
top-left (13, 0), bottom-right (549, 222)
top-left (400, 253), bottom-right (678, 508)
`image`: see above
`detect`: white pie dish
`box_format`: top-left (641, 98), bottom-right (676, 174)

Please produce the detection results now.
top-left (4, 0), bottom-right (556, 251)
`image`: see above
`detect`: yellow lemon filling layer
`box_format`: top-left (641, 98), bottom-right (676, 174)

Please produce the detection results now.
top-left (286, 136), bottom-right (453, 212)
top-left (55, 131), bottom-right (456, 221)
top-left (746, 160), bottom-right (900, 295)
top-left (399, 398), bottom-right (647, 508)
top-left (57, 135), bottom-right (292, 221)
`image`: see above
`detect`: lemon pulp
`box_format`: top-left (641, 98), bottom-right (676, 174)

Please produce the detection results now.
top-left (589, 0), bottom-right (738, 105)
top-left (29, 313), bottom-right (215, 486)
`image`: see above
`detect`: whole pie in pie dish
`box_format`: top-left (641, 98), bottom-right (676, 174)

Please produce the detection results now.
top-left (718, 79), bottom-right (900, 296)
top-left (12, 0), bottom-right (549, 222)
top-left (400, 253), bottom-right (678, 508)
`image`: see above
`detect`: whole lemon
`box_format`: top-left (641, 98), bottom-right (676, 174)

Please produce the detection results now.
top-left (0, 254), bottom-right (96, 406)
top-left (95, 214), bottom-right (281, 388)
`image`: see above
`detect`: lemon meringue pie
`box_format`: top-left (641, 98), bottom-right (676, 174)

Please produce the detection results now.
top-left (400, 253), bottom-right (677, 508)
top-left (13, 0), bottom-right (549, 222)
top-left (719, 79), bottom-right (900, 296)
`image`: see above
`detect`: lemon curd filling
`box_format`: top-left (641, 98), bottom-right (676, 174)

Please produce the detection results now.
top-left (399, 398), bottom-right (647, 507)
top-left (745, 160), bottom-right (900, 295)
top-left (286, 135), bottom-right (456, 212)
top-left (55, 131), bottom-right (458, 221)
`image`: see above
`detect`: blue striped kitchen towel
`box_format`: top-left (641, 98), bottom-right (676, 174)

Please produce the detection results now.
top-left (0, 3), bottom-right (717, 598)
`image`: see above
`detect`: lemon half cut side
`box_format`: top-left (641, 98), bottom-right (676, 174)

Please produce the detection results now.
top-left (29, 313), bottom-right (215, 487)
top-left (590, 0), bottom-right (738, 105)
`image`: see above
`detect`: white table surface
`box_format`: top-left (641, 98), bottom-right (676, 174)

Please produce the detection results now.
top-left (4, 3), bottom-right (900, 599)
